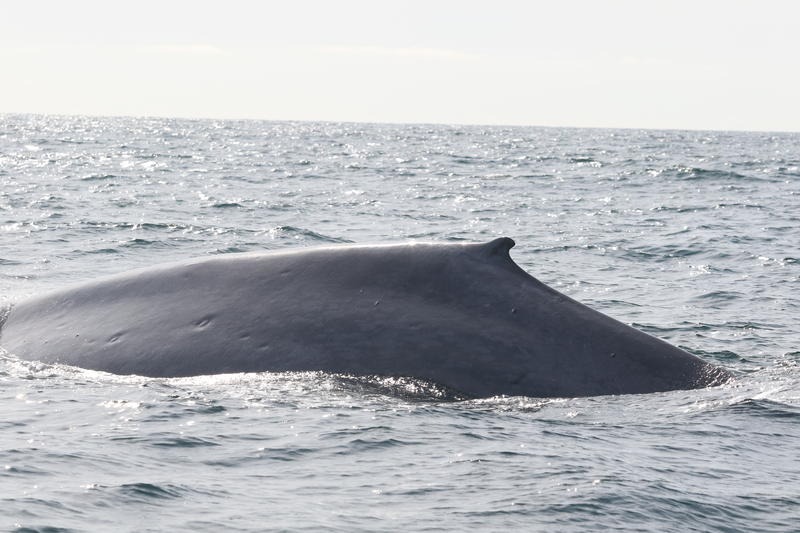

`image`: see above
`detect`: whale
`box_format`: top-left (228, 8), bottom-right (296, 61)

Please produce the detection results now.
top-left (0, 237), bottom-right (729, 398)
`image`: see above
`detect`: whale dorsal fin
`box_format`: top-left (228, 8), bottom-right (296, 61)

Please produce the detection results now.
top-left (479, 237), bottom-right (515, 259)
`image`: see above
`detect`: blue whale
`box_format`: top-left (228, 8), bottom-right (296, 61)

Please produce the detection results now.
top-left (0, 238), bottom-right (729, 398)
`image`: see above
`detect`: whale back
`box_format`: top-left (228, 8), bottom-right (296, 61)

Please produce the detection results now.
top-left (0, 238), bottom-right (729, 398)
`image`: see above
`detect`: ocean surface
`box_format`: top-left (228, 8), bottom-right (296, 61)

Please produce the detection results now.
top-left (0, 114), bottom-right (798, 532)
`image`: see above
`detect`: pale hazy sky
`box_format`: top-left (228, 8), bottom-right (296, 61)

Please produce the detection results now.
top-left (2, 0), bottom-right (798, 131)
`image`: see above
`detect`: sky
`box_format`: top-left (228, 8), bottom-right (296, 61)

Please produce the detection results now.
top-left (1, 0), bottom-right (798, 132)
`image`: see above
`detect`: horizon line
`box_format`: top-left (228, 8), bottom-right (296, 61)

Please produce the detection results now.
top-left (1, 110), bottom-right (798, 136)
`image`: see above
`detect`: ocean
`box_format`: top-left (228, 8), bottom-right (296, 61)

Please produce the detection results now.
top-left (0, 114), bottom-right (798, 532)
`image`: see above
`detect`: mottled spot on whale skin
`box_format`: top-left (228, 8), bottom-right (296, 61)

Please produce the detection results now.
top-left (510, 371), bottom-right (528, 385)
top-left (194, 316), bottom-right (214, 329)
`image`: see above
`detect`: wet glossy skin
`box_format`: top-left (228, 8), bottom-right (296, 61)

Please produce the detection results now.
top-left (0, 238), bottom-right (730, 398)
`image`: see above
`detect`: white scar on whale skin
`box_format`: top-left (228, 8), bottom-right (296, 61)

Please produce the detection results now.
top-left (0, 238), bottom-right (730, 399)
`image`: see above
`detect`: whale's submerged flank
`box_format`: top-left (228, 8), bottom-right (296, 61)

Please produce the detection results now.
top-left (0, 238), bottom-right (730, 398)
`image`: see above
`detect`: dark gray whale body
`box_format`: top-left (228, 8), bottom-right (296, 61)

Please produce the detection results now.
top-left (0, 238), bottom-right (729, 398)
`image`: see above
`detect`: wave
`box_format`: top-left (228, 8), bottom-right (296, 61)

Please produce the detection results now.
top-left (267, 225), bottom-right (354, 244)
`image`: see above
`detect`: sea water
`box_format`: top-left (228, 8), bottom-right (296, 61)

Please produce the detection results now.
top-left (0, 114), bottom-right (798, 532)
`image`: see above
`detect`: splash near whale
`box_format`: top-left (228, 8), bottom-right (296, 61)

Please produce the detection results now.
top-left (0, 238), bottom-right (729, 398)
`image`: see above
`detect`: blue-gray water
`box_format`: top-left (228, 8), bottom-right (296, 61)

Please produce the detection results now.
top-left (1, 114), bottom-right (798, 532)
